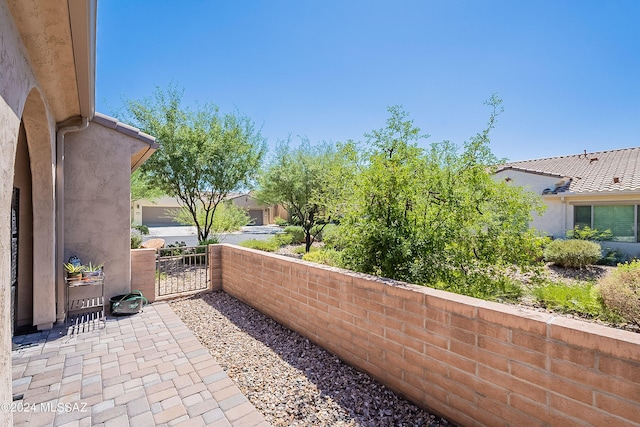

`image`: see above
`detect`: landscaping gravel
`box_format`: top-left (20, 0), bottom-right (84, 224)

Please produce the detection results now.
top-left (169, 291), bottom-right (451, 427)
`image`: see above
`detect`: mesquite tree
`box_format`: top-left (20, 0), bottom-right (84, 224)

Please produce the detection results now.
top-left (125, 85), bottom-right (266, 242)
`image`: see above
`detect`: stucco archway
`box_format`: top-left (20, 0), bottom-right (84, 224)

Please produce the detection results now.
top-left (17, 88), bottom-right (57, 330)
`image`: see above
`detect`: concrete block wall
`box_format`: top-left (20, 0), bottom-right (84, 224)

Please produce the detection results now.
top-left (213, 244), bottom-right (640, 427)
top-left (131, 248), bottom-right (156, 303)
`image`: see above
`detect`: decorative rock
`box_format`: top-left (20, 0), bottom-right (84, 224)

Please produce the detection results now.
top-left (169, 292), bottom-right (450, 427)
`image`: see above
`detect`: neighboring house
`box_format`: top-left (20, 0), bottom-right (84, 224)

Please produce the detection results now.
top-left (495, 147), bottom-right (640, 257)
top-left (1, 0), bottom-right (157, 417)
top-left (132, 193), bottom-right (289, 227)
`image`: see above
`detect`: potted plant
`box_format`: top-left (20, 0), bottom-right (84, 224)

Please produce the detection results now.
top-left (82, 262), bottom-right (103, 279)
top-left (64, 263), bottom-right (85, 281)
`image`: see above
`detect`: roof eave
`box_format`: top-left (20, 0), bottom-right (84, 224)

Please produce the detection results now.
top-left (69, 0), bottom-right (97, 120)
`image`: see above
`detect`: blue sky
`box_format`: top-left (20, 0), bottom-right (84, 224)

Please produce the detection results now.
top-left (96, 1), bottom-right (640, 162)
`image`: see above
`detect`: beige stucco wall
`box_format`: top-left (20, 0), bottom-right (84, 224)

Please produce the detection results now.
top-left (0, 0), bottom-right (60, 425)
top-left (64, 121), bottom-right (147, 301)
top-left (494, 170), bottom-right (564, 236)
top-left (1, 1), bottom-right (61, 422)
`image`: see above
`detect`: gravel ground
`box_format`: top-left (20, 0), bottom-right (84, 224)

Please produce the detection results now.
top-left (169, 292), bottom-right (451, 427)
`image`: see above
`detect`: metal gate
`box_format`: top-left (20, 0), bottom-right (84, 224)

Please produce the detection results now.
top-left (156, 245), bottom-right (209, 297)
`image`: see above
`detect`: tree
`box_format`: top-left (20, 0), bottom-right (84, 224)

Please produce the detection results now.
top-left (257, 138), bottom-right (355, 252)
top-left (124, 85), bottom-right (266, 242)
top-left (339, 99), bottom-right (546, 299)
top-left (130, 169), bottom-right (163, 202)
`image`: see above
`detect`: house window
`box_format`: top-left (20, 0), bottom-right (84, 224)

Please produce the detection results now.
top-left (574, 205), bottom-right (636, 242)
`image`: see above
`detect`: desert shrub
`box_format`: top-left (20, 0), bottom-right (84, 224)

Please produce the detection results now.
top-left (532, 281), bottom-right (604, 317)
top-left (543, 239), bottom-right (602, 268)
top-left (293, 245), bottom-right (318, 255)
top-left (239, 238), bottom-right (282, 252)
top-left (599, 261), bottom-right (640, 325)
top-left (283, 226), bottom-right (305, 243)
top-left (597, 248), bottom-right (625, 266)
top-left (131, 230), bottom-right (143, 249)
top-left (302, 249), bottom-right (341, 266)
top-left (274, 216), bottom-right (288, 226)
top-left (199, 237), bottom-right (219, 246)
top-left (275, 233), bottom-right (296, 245)
top-left (322, 224), bottom-right (346, 250)
top-left (133, 224), bottom-right (150, 235)
top-left (566, 225), bottom-right (613, 241)
top-left (430, 272), bottom-right (523, 302)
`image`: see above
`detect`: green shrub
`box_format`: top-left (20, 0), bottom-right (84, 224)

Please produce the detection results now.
top-left (275, 233), bottom-right (296, 245)
top-left (543, 239), bottom-right (602, 268)
top-left (198, 237), bottom-right (219, 246)
top-left (302, 249), bottom-right (341, 266)
top-left (599, 261), bottom-right (640, 325)
top-left (131, 231), bottom-right (143, 249)
top-left (239, 236), bottom-right (286, 252)
top-left (430, 273), bottom-right (523, 302)
top-left (566, 225), bottom-right (612, 241)
top-left (321, 224), bottom-right (345, 250)
top-left (532, 281), bottom-right (604, 317)
top-left (597, 247), bottom-right (625, 266)
top-left (133, 224), bottom-right (150, 235)
top-left (283, 226), bottom-right (305, 243)
top-left (274, 216), bottom-right (288, 226)
top-left (293, 245), bottom-right (318, 255)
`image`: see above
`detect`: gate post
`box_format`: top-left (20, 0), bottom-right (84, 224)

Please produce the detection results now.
top-left (209, 245), bottom-right (222, 291)
top-left (131, 248), bottom-right (156, 303)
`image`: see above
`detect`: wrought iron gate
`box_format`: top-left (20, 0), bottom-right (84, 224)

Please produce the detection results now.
top-left (156, 245), bottom-right (209, 297)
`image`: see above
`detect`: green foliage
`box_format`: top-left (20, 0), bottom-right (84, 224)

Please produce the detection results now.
top-left (239, 238), bottom-right (282, 252)
top-left (132, 224), bottom-right (150, 235)
top-left (293, 245), bottom-right (318, 254)
top-left (532, 281), bottom-right (604, 317)
top-left (84, 262), bottom-right (103, 272)
top-left (599, 261), bottom-right (640, 325)
top-left (283, 226), bottom-right (305, 243)
top-left (170, 202), bottom-right (251, 238)
top-left (321, 224), bottom-right (347, 250)
top-left (131, 169), bottom-right (164, 202)
top-left (256, 138), bottom-right (356, 252)
top-left (274, 216), bottom-right (289, 226)
top-left (63, 263), bottom-right (85, 274)
top-left (597, 247), bottom-right (625, 266)
top-left (338, 100), bottom-right (545, 297)
top-left (198, 237), bottom-right (219, 246)
top-left (302, 249), bottom-right (341, 266)
top-left (131, 230), bottom-right (143, 249)
top-left (543, 239), bottom-right (602, 268)
top-left (432, 273), bottom-right (523, 302)
top-left (566, 225), bottom-right (613, 241)
top-left (124, 84), bottom-right (265, 242)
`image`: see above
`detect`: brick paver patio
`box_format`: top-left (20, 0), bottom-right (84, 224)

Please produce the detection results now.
top-left (11, 302), bottom-right (269, 427)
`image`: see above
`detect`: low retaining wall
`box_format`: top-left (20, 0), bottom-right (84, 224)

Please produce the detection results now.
top-left (212, 244), bottom-right (640, 427)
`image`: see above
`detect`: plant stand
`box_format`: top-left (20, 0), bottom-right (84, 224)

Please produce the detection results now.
top-left (66, 272), bottom-right (105, 327)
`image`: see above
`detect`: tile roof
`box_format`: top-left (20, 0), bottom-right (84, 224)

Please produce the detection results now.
top-left (496, 147), bottom-right (640, 194)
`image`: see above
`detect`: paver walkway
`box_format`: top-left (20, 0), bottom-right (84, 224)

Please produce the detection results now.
top-left (11, 302), bottom-right (269, 427)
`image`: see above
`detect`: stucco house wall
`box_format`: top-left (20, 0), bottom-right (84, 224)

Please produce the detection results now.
top-left (1, 1), bottom-right (58, 418)
top-left (494, 169), bottom-right (566, 237)
top-left (64, 120), bottom-right (152, 300)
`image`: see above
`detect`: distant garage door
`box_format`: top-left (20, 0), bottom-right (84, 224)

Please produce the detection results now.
top-left (248, 209), bottom-right (264, 226)
top-left (142, 207), bottom-right (183, 227)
